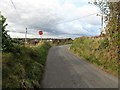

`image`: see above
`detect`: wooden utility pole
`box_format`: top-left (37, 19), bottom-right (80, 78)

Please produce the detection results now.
top-left (101, 0), bottom-right (104, 34)
top-left (89, 0), bottom-right (105, 34)
top-left (25, 28), bottom-right (27, 44)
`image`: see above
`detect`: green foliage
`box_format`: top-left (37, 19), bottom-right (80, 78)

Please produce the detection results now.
top-left (70, 1), bottom-right (119, 76)
top-left (0, 15), bottom-right (13, 52)
top-left (12, 38), bottom-right (23, 45)
top-left (99, 38), bottom-right (109, 49)
top-left (71, 36), bottom-right (118, 76)
top-left (0, 15), bottom-right (23, 52)
top-left (2, 42), bottom-right (51, 88)
top-left (1, 14), bottom-right (51, 88)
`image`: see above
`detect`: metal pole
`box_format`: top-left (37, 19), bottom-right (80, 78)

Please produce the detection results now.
top-left (41, 35), bottom-right (42, 42)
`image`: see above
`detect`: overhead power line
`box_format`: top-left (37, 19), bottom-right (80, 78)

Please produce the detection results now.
top-left (10, 0), bottom-right (17, 10)
top-left (10, 0), bottom-right (21, 17)
top-left (7, 0), bottom-right (100, 35)
top-left (9, 0), bottom-right (29, 39)
top-left (32, 12), bottom-right (100, 32)
top-left (54, 12), bottom-right (99, 25)
top-left (6, 29), bottom-right (34, 35)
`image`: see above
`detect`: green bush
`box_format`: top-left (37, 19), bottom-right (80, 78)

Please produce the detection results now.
top-left (2, 42), bottom-right (51, 88)
top-left (99, 38), bottom-right (109, 49)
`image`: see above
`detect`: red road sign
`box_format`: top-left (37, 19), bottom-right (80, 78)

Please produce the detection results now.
top-left (39, 31), bottom-right (43, 35)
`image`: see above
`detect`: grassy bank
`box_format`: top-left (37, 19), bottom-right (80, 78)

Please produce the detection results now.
top-left (2, 42), bottom-right (51, 89)
top-left (70, 37), bottom-right (118, 76)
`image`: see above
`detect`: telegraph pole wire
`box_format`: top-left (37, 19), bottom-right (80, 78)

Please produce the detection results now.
top-left (54, 12), bottom-right (99, 25)
top-left (9, 0), bottom-right (29, 40)
top-left (10, 0), bottom-right (17, 10)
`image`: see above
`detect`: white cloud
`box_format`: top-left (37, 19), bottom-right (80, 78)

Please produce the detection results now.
top-left (0, 0), bottom-right (101, 38)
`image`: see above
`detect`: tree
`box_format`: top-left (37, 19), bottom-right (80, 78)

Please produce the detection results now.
top-left (107, 2), bottom-right (120, 54)
top-left (90, 0), bottom-right (110, 34)
top-left (0, 14), bottom-right (13, 52)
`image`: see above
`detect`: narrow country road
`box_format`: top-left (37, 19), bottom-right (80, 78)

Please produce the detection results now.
top-left (41, 45), bottom-right (118, 88)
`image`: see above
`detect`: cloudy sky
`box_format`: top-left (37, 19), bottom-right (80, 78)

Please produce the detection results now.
top-left (0, 0), bottom-right (101, 39)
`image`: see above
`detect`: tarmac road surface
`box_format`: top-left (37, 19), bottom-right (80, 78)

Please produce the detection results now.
top-left (41, 45), bottom-right (118, 88)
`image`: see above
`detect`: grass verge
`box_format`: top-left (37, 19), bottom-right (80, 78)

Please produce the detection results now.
top-left (2, 42), bottom-right (51, 89)
top-left (70, 37), bottom-right (118, 76)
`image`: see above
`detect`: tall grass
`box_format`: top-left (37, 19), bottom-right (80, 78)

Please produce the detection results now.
top-left (70, 37), bottom-right (118, 76)
top-left (2, 42), bottom-right (51, 89)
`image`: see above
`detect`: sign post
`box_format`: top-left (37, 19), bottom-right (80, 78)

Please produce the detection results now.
top-left (39, 31), bottom-right (43, 42)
